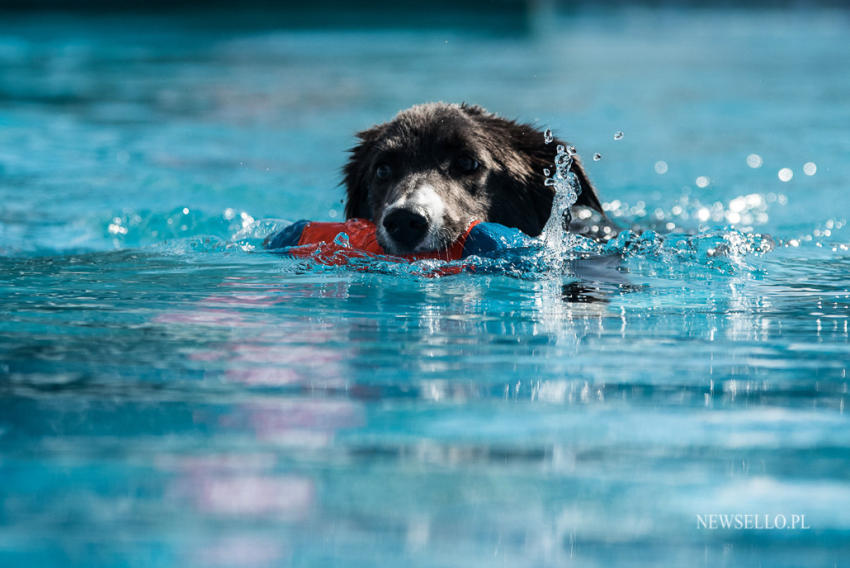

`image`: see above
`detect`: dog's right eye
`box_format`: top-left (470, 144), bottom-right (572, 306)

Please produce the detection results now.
top-left (375, 164), bottom-right (392, 180)
top-left (454, 155), bottom-right (480, 174)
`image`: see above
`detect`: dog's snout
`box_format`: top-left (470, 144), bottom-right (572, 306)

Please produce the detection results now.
top-left (382, 208), bottom-right (429, 250)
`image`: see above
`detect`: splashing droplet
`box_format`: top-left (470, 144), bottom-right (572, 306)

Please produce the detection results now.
top-left (593, 153), bottom-right (602, 161)
top-left (613, 131), bottom-right (624, 141)
top-left (540, 142), bottom-right (582, 273)
top-left (654, 161), bottom-right (668, 174)
top-left (803, 162), bottom-right (817, 176)
top-left (778, 168), bottom-right (793, 182)
top-left (746, 153), bottom-right (763, 168)
top-left (333, 232), bottom-right (351, 248)
top-left (544, 129), bottom-right (553, 144)
top-left (543, 168), bottom-right (550, 176)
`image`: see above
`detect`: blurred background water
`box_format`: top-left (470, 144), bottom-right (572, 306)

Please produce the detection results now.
top-left (0, 2), bottom-right (849, 567)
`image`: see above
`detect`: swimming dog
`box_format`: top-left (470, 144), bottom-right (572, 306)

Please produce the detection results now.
top-left (343, 102), bottom-right (614, 256)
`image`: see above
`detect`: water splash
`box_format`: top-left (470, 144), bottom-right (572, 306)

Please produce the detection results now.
top-left (96, 199), bottom-right (790, 282)
top-left (104, 207), bottom-right (257, 249)
top-left (602, 228), bottom-right (774, 273)
top-left (539, 138), bottom-right (581, 273)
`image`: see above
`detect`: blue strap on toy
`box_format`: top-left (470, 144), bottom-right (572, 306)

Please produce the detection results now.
top-left (462, 222), bottom-right (538, 258)
top-left (263, 219), bottom-right (310, 249)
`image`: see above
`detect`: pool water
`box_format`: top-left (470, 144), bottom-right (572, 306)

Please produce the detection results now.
top-left (1, 6), bottom-right (849, 567)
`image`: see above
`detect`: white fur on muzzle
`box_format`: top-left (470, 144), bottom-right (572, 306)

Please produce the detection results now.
top-left (377, 184), bottom-right (446, 252)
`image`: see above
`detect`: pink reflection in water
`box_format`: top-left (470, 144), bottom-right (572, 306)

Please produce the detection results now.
top-left (195, 535), bottom-right (287, 567)
top-left (153, 309), bottom-right (246, 326)
top-left (156, 279), bottom-right (352, 386)
top-left (242, 400), bottom-right (361, 432)
top-left (212, 399), bottom-right (363, 447)
top-left (157, 452), bottom-right (278, 474)
top-left (181, 475), bottom-right (314, 518)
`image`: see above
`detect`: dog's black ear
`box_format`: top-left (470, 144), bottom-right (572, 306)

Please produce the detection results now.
top-left (565, 152), bottom-right (604, 213)
top-left (494, 119), bottom-right (606, 235)
top-left (520, 129), bottom-right (604, 215)
top-left (460, 107), bottom-right (607, 236)
top-left (518, 130), bottom-right (606, 234)
top-left (343, 125), bottom-right (384, 220)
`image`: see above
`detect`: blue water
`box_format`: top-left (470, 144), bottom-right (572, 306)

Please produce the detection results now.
top-left (1, 6), bottom-right (849, 567)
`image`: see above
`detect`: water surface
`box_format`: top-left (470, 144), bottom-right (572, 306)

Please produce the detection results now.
top-left (1, 6), bottom-right (849, 567)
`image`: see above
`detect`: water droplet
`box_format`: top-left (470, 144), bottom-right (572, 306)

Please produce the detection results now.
top-left (543, 168), bottom-right (550, 176)
top-left (746, 154), bottom-right (763, 168)
top-left (556, 144), bottom-right (565, 154)
top-left (803, 162), bottom-right (817, 176)
top-left (593, 153), bottom-right (602, 161)
top-left (654, 161), bottom-right (668, 174)
top-left (567, 145), bottom-right (576, 156)
top-left (613, 131), bottom-right (624, 140)
top-left (333, 232), bottom-right (351, 248)
top-left (695, 176), bottom-right (710, 188)
top-left (544, 129), bottom-right (553, 144)
top-left (182, 207), bottom-right (190, 215)
top-left (328, 209), bottom-right (338, 218)
top-left (778, 168), bottom-right (793, 182)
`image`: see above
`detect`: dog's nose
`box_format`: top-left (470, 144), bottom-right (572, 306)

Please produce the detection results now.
top-left (382, 208), bottom-right (428, 250)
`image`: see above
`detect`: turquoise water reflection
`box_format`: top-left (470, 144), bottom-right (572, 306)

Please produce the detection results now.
top-left (1, 6), bottom-right (849, 567)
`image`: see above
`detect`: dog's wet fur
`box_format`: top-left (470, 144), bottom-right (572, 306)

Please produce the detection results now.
top-left (343, 102), bottom-right (614, 255)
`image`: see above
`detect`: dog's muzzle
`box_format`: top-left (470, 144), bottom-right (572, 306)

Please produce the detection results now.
top-left (381, 208), bottom-right (429, 251)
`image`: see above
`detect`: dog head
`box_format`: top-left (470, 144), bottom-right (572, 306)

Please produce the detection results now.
top-left (343, 102), bottom-right (603, 255)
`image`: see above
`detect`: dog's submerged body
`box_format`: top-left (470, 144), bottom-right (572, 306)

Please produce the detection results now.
top-left (343, 102), bottom-right (615, 256)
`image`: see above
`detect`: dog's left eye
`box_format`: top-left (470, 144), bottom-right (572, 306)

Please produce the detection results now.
top-left (375, 163), bottom-right (392, 180)
top-left (454, 156), bottom-right (480, 174)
